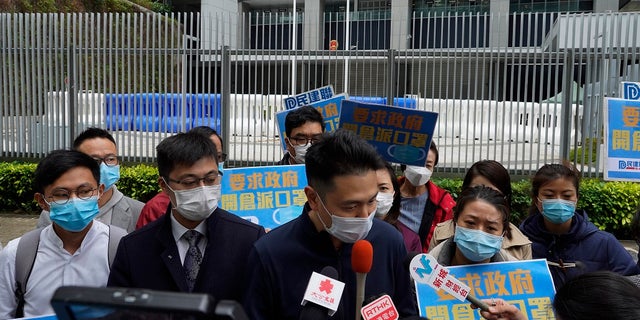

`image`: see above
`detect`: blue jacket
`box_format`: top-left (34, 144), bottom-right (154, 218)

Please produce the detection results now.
top-left (244, 204), bottom-right (418, 320)
top-left (519, 209), bottom-right (640, 289)
top-left (108, 206), bottom-right (265, 301)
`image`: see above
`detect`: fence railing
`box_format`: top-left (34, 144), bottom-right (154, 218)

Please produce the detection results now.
top-left (2, 11), bottom-right (640, 177)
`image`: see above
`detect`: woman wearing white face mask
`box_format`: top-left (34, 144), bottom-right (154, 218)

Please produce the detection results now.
top-left (398, 141), bottom-right (456, 253)
top-left (375, 162), bottom-right (422, 252)
top-left (519, 162), bottom-right (640, 290)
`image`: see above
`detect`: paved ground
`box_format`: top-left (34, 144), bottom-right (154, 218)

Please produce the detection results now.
top-left (0, 214), bottom-right (38, 246)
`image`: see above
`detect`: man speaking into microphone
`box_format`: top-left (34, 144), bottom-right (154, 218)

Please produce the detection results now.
top-left (244, 129), bottom-right (417, 320)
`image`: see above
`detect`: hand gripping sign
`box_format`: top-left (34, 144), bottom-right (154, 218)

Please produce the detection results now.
top-left (408, 253), bottom-right (489, 312)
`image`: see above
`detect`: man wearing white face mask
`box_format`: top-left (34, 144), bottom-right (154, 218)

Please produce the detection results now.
top-left (108, 132), bottom-right (265, 299)
top-left (277, 105), bottom-right (325, 165)
top-left (135, 126), bottom-right (226, 229)
top-left (398, 141), bottom-right (456, 252)
top-left (244, 129), bottom-right (418, 320)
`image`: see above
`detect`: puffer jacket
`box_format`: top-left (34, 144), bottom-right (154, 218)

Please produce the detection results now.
top-left (520, 209), bottom-right (640, 289)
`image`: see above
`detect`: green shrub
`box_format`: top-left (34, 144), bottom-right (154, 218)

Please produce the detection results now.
top-left (0, 162), bottom-right (38, 213)
top-left (118, 164), bottom-right (162, 203)
top-left (569, 138), bottom-right (600, 165)
top-left (510, 180), bottom-right (532, 225)
top-left (579, 179), bottom-right (640, 238)
top-left (432, 178), bottom-right (462, 199)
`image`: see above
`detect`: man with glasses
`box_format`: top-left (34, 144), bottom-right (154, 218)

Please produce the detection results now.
top-left (37, 127), bottom-right (144, 232)
top-left (277, 105), bottom-right (325, 165)
top-left (135, 126), bottom-right (226, 229)
top-left (0, 150), bottom-right (125, 318)
top-left (108, 131), bottom-right (265, 299)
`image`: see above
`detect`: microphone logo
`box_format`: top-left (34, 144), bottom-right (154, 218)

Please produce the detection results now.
top-left (301, 271), bottom-right (345, 316)
top-left (360, 294), bottom-right (398, 320)
top-left (408, 253), bottom-right (470, 302)
top-left (319, 279), bottom-right (334, 294)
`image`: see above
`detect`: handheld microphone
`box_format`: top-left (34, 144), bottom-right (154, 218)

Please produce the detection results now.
top-left (351, 240), bottom-right (373, 320)
top-left (300, 266), bottom-right (345, 319)
top-left (360, 294), bottom-right (398, 320)
top-left (407, 253), bottom-right (490, 312)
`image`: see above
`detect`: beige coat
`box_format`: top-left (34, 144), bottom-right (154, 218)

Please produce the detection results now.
top-left (428, 220), bottom-right (532, 260)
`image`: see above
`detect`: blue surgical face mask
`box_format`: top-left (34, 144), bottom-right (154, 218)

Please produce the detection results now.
top-left (100, 163), bottom-right (120, 191)
top-left (454, 226), bottom-right (504, 262)
top-left (541, 198), bottom-right (576, 224)
top-left (47, 196), bottom-right (100, 232)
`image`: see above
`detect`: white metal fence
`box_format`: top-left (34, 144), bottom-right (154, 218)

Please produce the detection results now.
top-left (2, 11), bottom-right (640, 177)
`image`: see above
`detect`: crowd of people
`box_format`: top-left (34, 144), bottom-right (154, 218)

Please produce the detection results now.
top-left (0, 104), bottom-right (639, 319)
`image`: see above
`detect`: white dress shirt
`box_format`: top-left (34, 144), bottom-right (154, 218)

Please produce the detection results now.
top-left (0, 221), bottom-right (111, 319)
top-left (170, 213), bottom-right (208, 264)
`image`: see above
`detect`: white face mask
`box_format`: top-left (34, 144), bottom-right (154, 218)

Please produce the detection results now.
top-left (293, 144), bottom-right (310, 163)
top-left (405, 165), bottom-right (432, 186)
top-left (167, 184), bottom-right (221, 221)
top-left (375, 192), bottom-right (395, 217)
top-left (315, 193), bottom-right (375, 243)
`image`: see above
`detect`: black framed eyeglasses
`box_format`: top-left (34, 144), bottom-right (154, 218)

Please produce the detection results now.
top-left (165, 172), bottom-right (223, 189)
top-left (288, 135), bottom-right (322, 147)
top-left (93, 155), bottom-right (119, 167)
top-left (44, 187), bottom-right (99, 205)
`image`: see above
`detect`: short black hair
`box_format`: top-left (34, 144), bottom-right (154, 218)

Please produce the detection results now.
top-left (73, 127), bottom-right (116, 149)
top-left (284, 106), bottom-right (325, 137)
top-left (189, 126), bottom-right (224, 151)
top-left (305, 129), bottom-right (385, 197)
top-left (553, 271), bottom-right (640, 320)
top-left (156, 131), bottom-right (218, 179)
top-left (33, 149), bottom-right (100, 194)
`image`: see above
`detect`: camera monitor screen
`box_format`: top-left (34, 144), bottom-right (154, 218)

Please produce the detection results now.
top-left (51, 286), bottom-right (246, 320)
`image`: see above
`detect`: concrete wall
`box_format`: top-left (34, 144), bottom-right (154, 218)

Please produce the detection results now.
top-left (201, 0), bottom-right (238, 49)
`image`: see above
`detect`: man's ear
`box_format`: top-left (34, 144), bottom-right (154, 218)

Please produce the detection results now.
top-left (304, 186), bottom-right (319, 211)
top-left (34, 193), bottom-right (49, 211)
top-left (158, 176), bottom-right (168, 193)
top-left (285, 137), bottom-right (295, 156)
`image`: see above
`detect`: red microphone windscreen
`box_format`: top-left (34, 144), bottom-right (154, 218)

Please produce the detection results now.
top-left (351, 240), bottom-right (373, 273)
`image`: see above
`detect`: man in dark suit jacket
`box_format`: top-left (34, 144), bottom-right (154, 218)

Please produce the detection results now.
top-left (108, 131), bottom-right (265, 302)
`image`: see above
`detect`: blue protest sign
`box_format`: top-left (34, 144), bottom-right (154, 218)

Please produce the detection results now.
top-left (220, 165), bottom-right (308, 229)
top-left (276, 94), bottom-right (346, 150)
top-left (415, 259), bottom-right (556, 320)
top-left (339, 100), bottom-right (438, 166)
top-left (283, 85), bottom-right (335, 110)
top-left (621, 82), bottom-right (640, 100)
top-left (604, 98), bottom-right (640, 181)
